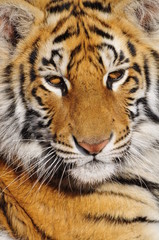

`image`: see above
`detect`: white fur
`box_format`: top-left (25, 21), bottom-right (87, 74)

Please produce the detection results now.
top-left (125, 0), bottom-right (159, 33)
top-left (0, 231), bottom-right (14, 240)
top-left (0, 4), bottom-right (34, 38)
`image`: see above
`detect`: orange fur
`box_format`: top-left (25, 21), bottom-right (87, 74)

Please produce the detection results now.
top-left (0, 161), bottom-right (159, 240)
top-left (0, 0), bottom-right (159, 239)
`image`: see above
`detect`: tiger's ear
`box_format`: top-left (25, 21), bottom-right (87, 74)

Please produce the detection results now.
top-left (0, 0), bottom-right (44, 47)
top-left (125, 0), bottom-right (159, 33)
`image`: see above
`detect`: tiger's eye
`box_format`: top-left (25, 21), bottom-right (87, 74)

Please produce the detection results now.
top-left (107, 69), bottom-right (125, 90)
top-left (108, 70), bottom-right (125, 81)
top-left (46, 76), bottom-right (62, 86)
top-left (49, 78), bottom-right (61, 85)
top-left (45, 75), bottom-right (68, 96)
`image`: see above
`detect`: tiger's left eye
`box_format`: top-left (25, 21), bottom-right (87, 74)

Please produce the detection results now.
top-left (107, 70), bottom-right (125, 90)
top-left (45, 76), bottom-right (68, 96)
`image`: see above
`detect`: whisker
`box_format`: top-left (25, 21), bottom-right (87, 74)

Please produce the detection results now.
top-left (58, 163), bottom-right (67, 193)
top-left (37, 159), bottom-right (63, 193)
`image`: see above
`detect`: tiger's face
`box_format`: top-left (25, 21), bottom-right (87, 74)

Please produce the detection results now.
top-left (0, 0), bottom-right (159, 187)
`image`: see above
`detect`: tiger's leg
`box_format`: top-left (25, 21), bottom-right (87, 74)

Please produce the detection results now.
top-left (0, 182), bottom-right (44, 240)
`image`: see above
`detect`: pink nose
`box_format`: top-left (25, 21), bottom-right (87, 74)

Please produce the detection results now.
top-left (78, 139), bottom-right (109, 154)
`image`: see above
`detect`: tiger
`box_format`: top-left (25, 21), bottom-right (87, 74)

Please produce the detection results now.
top-left (0, 0), bottom-right (159, 239)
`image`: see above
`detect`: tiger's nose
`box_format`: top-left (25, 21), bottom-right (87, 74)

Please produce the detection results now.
top-left (78, 139), bottom-right (109, 154)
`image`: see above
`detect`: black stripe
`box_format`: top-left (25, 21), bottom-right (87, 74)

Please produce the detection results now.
top-left (122, 58), bottom-right (129, 64)
top-left (109, 45), bottom-right (118, 63)
top-left (42, 57), bottom-right (57, 69)
top-left (81, 21), bottom-right (89, 38)
top-left (119, 50), bottom-right (125, 62)
top-left (85, 213), bottom-right (158, 225)
top-left (21, 123), bottom-right (32, 140)
top-left (127, 41), bottom-right (136, 57)
top-left (3, 64), bottom-right (13, 77)
top-left (129, 87), bottom-right (138, 93)
top-left (0, 189), bottom-right (18, 238)
top-left (74, 56), bottom-right (85, 73)
top-left (92, 17), bottom-right (111, 29)
top-left (127, 109), bottom-right (136, 120)
top-left (52, 17), bottom-right (68, 34)
top-left (88, 56), bottom-right (98, 70)
top-left (30, 68), bottom-right (37, 82)
top-left (38, 118), bottom-right (52, 128)
top-left (98, 43), bottom-right (118, 64)
top-left (39, 85), bottom-right (50, 92)
top-left (42, 57), bottom-right (50, 66)
top-left (151, 49), bottom-right (159, 62)
top-left (144, 58), bottom-right (150, 90)
top-left (53, 28), bottom-right (75, 43)
top-left (0, 187), bottom-right (54, 240)
top-left (113, 176), bottom-right (159, 192)
top-left (48, 0), bottom-right (63, 3)
top-left (52, 50), bottom-right (63, 59)
top-left (89, 26), bottom-right (113, 40)
top-left (71, 6), bottom-right (85, 17)
top-left (6, 102), bottom-right (16, 118)
top-left (41, 50), bottom-right (63, 69)
top-left (48, 2), bottom-right (71, 13)
top-left (2, 65), bottom-right (14, 100)
top-left (132, 63), bottom-right (141, 74)
top-left (100, 191), bottom-right (146, 204)
top-left (113, 140), bottom-right (130, 150)
top-left (19, 64), bottom-right (26, 104)
top-left (29, 40), bottom-right (39, 82)
top-left (26, 109), bottom-right (41, 119)
top-left (124, 76), bottom-right (139, 85)
top-left (83, 1), bottom-right (111, 13)
top-left (67, 44), bottom-right (82, 71)
top-left (32, 88), bottom-right (44, 106)
top-left (129, 97), bottom-right (145, 120)
top-left (3, 87), bottom-right (15, 100)
top-left (98, 56), bottom-right (104, 68)
top-left (29, 46), bottom-right (38, 65)
top-left (145, 104), bottom-right (159, 123)
top-left (128, 97), bottom-right (134, 101)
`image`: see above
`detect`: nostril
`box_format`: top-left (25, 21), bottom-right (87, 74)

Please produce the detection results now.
top-left (78, 139), bottom-right (109, 154)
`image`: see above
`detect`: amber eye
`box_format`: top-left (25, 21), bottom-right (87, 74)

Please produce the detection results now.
top-left (48, 77), bottom-right (61, 85)
top-left (107, 69), bottom-right (125, 90)
top-left (45, 75), bottom-right (68, 96)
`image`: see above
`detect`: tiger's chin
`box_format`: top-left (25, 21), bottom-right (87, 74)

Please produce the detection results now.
top-left (70, 160), bottom-right (116, 186)
top-left (41, 155), bottom-right (118, 192)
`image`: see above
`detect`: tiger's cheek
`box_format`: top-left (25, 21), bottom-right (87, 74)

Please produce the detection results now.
top-left (30, 84), bottom-right (71, 135)
top-left (109, 94), bottom-right (131, 142)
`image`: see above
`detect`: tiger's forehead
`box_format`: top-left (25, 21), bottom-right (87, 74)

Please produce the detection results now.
top-left (44, 0), bottom-right (140, 55)
top-left (45, 0), bottom-right (128, 13)
top-left (46, 0), bottom-right (128, 26)
top-left (36, 0), bottom-right (146, 82)
top-left (39, 17), bottom-right (130, 76)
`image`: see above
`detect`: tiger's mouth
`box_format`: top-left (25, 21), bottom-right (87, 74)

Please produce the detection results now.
top-left (34, 132), bottom-right (130, 187)
top-left (65, 158), bottom-right (117, 187)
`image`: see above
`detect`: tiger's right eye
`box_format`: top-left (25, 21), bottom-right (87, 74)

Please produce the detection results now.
top-left (46, 76), bottom-right (62, 86)
top-left (45, 76), bottom-right (68, 96)
top-left (107, 69), bottom-right (125, 90)
top-left (108, 70), bottom-right (125, 81)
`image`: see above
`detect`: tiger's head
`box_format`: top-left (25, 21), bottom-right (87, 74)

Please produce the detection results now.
top-left (0, 0), bottom-right (159, 188)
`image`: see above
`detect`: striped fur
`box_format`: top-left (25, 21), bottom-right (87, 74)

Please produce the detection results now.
top-left (0, 0), bottom-right (159, 239)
